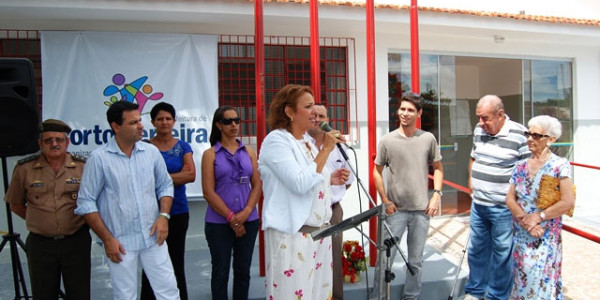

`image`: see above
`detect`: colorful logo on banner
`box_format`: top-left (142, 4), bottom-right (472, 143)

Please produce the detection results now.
top-left (66, 71), bottom-right (209, 149)
top-left (102, 73), bottom-right (164, 113)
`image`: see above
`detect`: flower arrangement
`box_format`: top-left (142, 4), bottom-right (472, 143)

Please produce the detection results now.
top-left (342, 240), bottom-right (367, 283)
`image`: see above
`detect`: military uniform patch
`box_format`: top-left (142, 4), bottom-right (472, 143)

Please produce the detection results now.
top-left (18, 154), bottom-right (40, 165)
top-left (69, 153), bottom-right (87, 163)
top-left (65, 177), bottom-right (81, 184)
top-left (30, 180), bottom-right (44, 187)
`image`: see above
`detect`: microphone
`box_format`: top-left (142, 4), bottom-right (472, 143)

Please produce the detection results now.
top-left (319, 121), bottom-right (349, 161)
top-left (319, 121), bottom-right (334, 133)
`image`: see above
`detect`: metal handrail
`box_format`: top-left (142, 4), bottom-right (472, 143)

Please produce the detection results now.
top-left (432, 159), bottom-right (600, 244)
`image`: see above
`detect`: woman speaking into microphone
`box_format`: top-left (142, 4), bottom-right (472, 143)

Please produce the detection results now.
top-left (259, 84), bottom-right (349, 299)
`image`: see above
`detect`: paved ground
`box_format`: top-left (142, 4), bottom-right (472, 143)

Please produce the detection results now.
top-left (427, 214), bottom-right (600, 300)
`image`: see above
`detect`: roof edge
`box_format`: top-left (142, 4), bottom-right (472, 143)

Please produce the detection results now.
top-left (256, 0), bottom-right (600, 27)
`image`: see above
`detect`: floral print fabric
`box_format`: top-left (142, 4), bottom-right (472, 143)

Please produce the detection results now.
top-left (264, 138), bottom-right (333, 300)
top-left (265, 230), bottom-right (332, 300)
top-left (509, 154), bottom-right (571, 300)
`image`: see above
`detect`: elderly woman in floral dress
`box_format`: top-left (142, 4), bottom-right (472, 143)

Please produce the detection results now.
top-left (505, 115), bottom-right (575, 300)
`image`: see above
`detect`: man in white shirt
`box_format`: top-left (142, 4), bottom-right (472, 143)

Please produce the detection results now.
top-left (75, 101), bottom-right (179, 300)
top-left (306, 104), bottom-right (355, 300)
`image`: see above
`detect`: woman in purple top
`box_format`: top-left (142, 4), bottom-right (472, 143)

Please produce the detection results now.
top-left (141, 102), bottom-right (196, 300)
top-left (201, 105), bottom-right (262, 300)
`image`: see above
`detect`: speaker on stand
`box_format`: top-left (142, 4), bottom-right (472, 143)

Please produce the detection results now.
top-left (0, 57), bottom-right (41, 299)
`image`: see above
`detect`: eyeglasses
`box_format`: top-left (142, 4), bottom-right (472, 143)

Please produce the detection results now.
top-left (524, 131), bottom-right (550, 140)
top-left (219, 117), bottom-right (241, 125)
top-left (42, 137), bottom-right (67, 145)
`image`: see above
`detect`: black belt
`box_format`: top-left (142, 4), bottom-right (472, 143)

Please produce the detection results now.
top-left (30, 225), bottom-right (89, 240)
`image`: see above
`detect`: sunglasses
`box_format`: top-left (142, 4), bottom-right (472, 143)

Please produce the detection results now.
top-left (524, 131), bottom-right (550, 140)
top-left (42, 137), bottom-right (67, 145)
top-left (219, 117), bottom-right (241, 125)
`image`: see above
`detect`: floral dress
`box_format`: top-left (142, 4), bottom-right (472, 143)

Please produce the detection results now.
top-left (509, 153), bottom-right (571, 300)
top-left (264, 138), bottom-right (333, 300)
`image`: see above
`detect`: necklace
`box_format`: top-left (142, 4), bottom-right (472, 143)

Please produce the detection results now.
top-left (304, 142), bottom-right (315, 160)
top-left (528, 152), bottom-right (551, 177)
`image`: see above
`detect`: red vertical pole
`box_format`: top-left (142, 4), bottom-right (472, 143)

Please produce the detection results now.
top-left (366, 0), bottom-right (378, 266)
top-left (310, 0), bottom-right (321, 102)
top-left (410, 0), bottom-right (421, 128)
top-left (254, 0), bottom-right (267, 277)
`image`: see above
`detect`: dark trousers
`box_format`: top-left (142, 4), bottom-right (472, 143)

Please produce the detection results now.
top-left (141, 212), bottom-right (190, 300)
top-left (205, 219), bottom-right (259, 300)
top-left (26, 225), bottom-right (91, 300)
top-left (331, 202), bottom-right (344, 300)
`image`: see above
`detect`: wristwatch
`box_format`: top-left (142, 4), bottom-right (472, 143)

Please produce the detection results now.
top-left (433, 189), bottom-right (443, 196)
top-left (539, 211), bottom-right (546, 221)
top-left (159, 212), bottom-right (171, 220)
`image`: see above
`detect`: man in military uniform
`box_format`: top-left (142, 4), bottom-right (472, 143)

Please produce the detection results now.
top-left (4, 119), bottom-right (91, 300)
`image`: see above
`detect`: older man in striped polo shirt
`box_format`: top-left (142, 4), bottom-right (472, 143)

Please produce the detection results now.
top-left (464, 95), bottom-right (530, 300)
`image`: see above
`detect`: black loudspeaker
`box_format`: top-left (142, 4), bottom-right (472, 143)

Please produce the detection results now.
top-left (0, 58), bottom-right (40, 157)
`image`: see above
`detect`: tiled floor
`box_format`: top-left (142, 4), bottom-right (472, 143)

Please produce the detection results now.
top-left (427, 215), bottom-right (600, 300)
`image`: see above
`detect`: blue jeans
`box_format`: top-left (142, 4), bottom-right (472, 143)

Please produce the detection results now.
top-left (205, 219), bottom-right (259, 300)
top-left (373, 211), bottom-right (430, 300)
top-left (464, 202), bottom-right (514, 300)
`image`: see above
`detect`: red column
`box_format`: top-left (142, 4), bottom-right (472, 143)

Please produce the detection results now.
top-left (310, 0), bottom-right (321, 102)
top-left (366, 0), bottom-right (378, 266)
top-left (254, 0), bottom-right (267, 277)
top-left (410, 0), bottom-right (421, 128)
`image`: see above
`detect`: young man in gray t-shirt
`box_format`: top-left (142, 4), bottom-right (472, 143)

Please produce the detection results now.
top-left (371, 91), bottom-right (444, 300)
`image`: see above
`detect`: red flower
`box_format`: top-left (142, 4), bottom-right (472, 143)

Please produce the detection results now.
top-left (344, 243), bottom-right (353, 253)
top-left (342, 240), bottom-right (368, 277)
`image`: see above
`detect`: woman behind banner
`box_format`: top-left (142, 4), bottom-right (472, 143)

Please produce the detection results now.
top-left (259, 84), bottom-right (347, 299)
top-left (505, 115), bottom-right (574, 300)
top-left (201, 106), bottom-right (262, 300)
top-left (141, 102), bottom-right (196, 300)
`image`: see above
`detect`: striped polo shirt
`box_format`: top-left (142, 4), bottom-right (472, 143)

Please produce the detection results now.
top-left (470, 117), bottom-right (530, 206)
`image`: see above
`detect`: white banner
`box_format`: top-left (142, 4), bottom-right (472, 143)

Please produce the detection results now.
top-left (41, 31), bottom-right (218, 199)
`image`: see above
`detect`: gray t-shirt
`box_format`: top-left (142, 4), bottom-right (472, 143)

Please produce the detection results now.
top-left (374, 129), bottom-right (442, 211)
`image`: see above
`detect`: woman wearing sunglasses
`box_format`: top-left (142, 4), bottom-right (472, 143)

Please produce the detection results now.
top-left (201, 106), bottom-right (262, 300)
top-left (505, 115), bottom-right (574, 300)
top-left (141, 102), bottom-right (196, 300)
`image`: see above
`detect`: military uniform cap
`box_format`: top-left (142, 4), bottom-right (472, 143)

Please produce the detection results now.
top-left (42, 119), bottom-right (71, 133)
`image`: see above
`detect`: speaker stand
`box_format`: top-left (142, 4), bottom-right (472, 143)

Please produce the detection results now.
top-left (1, 156), bottom-right (31, 299)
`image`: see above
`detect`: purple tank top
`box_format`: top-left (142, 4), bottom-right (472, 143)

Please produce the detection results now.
top-left (204, 140), bottom-right (259, 223)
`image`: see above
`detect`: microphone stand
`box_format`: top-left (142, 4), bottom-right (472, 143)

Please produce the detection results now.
top-left (335, 144), bottom-right (414, 300)
top-left (384, 237), bottom-right (399, 300)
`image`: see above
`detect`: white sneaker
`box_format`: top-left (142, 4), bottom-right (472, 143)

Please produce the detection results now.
top-left (464, 294), bottom-right (484, 300)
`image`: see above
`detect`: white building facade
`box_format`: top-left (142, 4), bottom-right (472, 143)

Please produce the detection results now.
top-left (1, 0), bottom-right (599, 231)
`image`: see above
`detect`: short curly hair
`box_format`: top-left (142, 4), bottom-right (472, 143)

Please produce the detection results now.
top-left (528, 115), bottom-right (562, 139)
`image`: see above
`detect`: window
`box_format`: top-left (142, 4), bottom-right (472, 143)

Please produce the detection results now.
top-left (388, 52), bottom-right (574, 216)
top-left (218, 36), bottom-right (353, 136)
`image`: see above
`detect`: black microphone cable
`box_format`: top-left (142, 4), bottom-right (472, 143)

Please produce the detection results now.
top-left (341, 138), bottom-right (372, 299)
